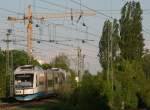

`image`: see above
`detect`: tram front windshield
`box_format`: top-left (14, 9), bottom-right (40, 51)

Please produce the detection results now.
top-left (15, 74), bottom-right (33, 88)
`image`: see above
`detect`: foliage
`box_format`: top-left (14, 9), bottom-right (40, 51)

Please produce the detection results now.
top-left (50, 53), bottom-right (70, 71)
top-left (142, 54), bottom-right (150, 79)
top-left (99, 20), bottom-right (112, 70)
top-left (12, 50), bottom-right (39, 69)
top-left (112, 19), bottom-right (120, 59)
top-left (69, 72), bottom-right (110, 110)
top-left (0, 50), bottom-right (39, 98)
top-left (141, 80), bottom-right (150, 108)
top-left (99, 19), bottom-right (120, 71)
top-left (49, 54), bottom-right (78, 104)
top-left (140, 54), bottom-right (150, 108)
top-left (68, 69), bottom-right (77, 91)
top-left (59, 69), bottom-right (77, 102)
top-left (41, 54), bottom-right (70, 71)
top-left (0, 1), bottom-right (149, 110)
top-left (0, 51), bottom-right (6, 98)
top-left (98, 1), bottom-right (148, 110)
top-left (114, 60), bottom-right (146, 109)
top-left (41, 63), bottom-right (52, 70)
top-left (95, 60), bottom-right (147, 110)
top-left (119, 1), bottom-right (144, 60)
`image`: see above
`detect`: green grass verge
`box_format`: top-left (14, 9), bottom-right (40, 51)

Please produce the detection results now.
top-left (10, 101), bottom-right (77, 110)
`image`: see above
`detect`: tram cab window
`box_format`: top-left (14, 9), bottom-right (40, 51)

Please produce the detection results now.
top-left (15, 74), bottom-right (33, 88)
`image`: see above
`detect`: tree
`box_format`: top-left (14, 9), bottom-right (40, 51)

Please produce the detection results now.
top-left (0, 50), bottom-right (39, 98)
top-left (119, 1), bottom-right (144, 60)
top-left (41, 63), bottom-right (52, 70)
top-left (0, 51), bottom-right (6, 98)
top-left (41, 54), bottom-right (70, 70)
top-left (69, 73), bottom-right (110, 110)
top-left (141, 79), bottom-right (150, 109)
top-left (140, 53), bottom-right (150, 108)
top-left (99, 20), bottom-right (112, 71)
top-left (142, 54), bottom-right (150, 79)
top-left (99, 19), bottom-right (120, 71)
top-left (110, 60), bottom-right (147, 110)
top-left (12, 50), bottom-right (39, 69)
top-left (98, 1), bottom-right (147, 110)
top-left (112, 19), bottom-right (120, 60)
top-left (51, 53), bottom-right (70, 70)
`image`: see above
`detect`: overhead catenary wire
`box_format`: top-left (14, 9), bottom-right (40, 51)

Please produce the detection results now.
top-left (0, 30), bottom-right (99, 56)
top-left (1, 25), bottom-right (98, 42)
top-left (69, 0), bottom-right (116, 20)
top-left (0, 6), bottom-right (100, 40)
top-left (0, 0), bottom-right (102, 72)
top-left (38, 0), bottom-right (72, 10)
top-left (0, 28), bottom-right (99, 55)
top-left (1, 31), bottom-right (98, 54)
top-left (0, 7), bottom-right (23, 15)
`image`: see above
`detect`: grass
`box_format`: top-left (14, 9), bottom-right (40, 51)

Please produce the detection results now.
top-left (9, 101), bottom-right (76, 110)
top-left (0, 97), bottom-right (76, 110)
top-left (0, 97), bottom-right (17, 103)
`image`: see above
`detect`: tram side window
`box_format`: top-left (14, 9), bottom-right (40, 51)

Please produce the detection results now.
top-left (48, 79), bottom-right (53, 87)
top-left (39, 76), bottom-right (44, 86)
top-left (55, 77), bottom-right (58, 84)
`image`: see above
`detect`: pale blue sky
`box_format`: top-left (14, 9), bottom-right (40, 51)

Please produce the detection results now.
top-left (0, 0), bottom-right (150, 74)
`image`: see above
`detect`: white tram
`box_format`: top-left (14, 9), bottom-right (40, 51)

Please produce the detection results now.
top-left (14, 65), bottom-right (66, 101)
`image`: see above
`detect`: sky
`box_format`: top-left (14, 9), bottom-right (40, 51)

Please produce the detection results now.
top-left (0, 0), bottom-right (150, 74)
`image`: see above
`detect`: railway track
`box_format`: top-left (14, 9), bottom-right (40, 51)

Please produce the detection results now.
top-left (0, 98), bottom-right (58, 110)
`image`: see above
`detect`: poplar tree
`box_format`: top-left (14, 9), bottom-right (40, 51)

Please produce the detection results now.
top-left (119, 1), bottom-right (144, 60)
top-left (99, 19), bottom-right (120, 71)
top-left (112, 19), bottom-right (120, 60)
top-left (99, 20), bottom-right (112, 70)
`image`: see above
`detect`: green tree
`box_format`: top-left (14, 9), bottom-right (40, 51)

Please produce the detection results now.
top-left (69, 72), bottom-right (110, 110)
top-left (142, 54), bottom-right (150, 79)
top-left (98, 1), bottom-right (147, 110)
top-left (51, 53), bottom-right (70, 70)
top-left (119, 1), bottom-right (144, 60)
top-left (99, 20), bottom-right (112, 70)
top-left (0, 51), bottom-right (6, 98)
top-left (113, 60), bottom-right (147, 110)
top-left (140, 53), bottom-right (150, 108)
top-left (112, 19), bottom-right (120, 60)
top-left (141, 79), bottom-right (150, 108)
top-left (0, 50), bottom-right (39, 98)
top-left (12, 50), bottom-right (39, 69)
top-left (99, 19), bottom-right (120, 71)
top-left (41, 63), bottom-right (52, 70)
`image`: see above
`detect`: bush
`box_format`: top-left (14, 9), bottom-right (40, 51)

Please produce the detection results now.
top-left (69, 73), bottom-right (110, 110)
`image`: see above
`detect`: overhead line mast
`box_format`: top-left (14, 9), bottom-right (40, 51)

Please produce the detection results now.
top-left (7, 5), bottom-right (96, 63)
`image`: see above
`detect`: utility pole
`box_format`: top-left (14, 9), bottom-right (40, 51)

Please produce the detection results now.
top-left (6, 29), bottom-right (10, 97)
top-left (77, 47), bottom-right (85, 81)
top-left (81, 54), bottom-right (85, 80)
top-left (106, 20), bottom-right (114, 108)
top-left (110, 0), bottom-right (114, 107)
top-left (107, 22), bottom-right (110, 85)
top-left (10, 24), bottom-right (14, 97)
top-left (77, 47), bottom-right (81, 81)
top-left (110, 21), bottom-right (114, 107)
top-left (5, 29), bottom-right (14, 97)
